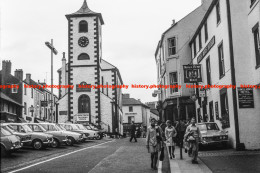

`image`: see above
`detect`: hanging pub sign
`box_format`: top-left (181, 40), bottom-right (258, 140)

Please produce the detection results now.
top-left (41, 101), bottom-right (48, 107)
top-left (183, 65), bottom-right (202, 83)
top-left (197, 36), bottom-right (215, 63)
top-left (237, 88), bottom-right (254, 108)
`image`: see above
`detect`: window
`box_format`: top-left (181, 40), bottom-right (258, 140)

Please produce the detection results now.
top-left (129, 106), bottom-right (133, 112)
top-left (252, 23), bottom-right (260, 67)
top-left (216, 1), bottom-right (221, 24)
top-left (102, 77), bottom-right (104, 93)
top-left (128, 116), bottom-right (135, 123)
top-left (218, 42), bottom-right (225, 78)
top-left (199, 32), bottom-right (202, 50)
top-left (78, 95), bottom-right (90, 113)
top-left (24, 102), bottom-right (27, 115)
top-left (204, 22), bottom-right (208, 42)
top-left (24, 87), bottom-right (27, 95)
top-left (206, 57), bottom-right (212, 85)
top-left (78, 53), bottom-right (90, 60)
top-left (31, 88), bottom-right (33, 98)
top-left (168, 37), bottom-right (176, 56)
top-left (169, 72), bottom-right (178, 94)
top-left (79, 20), bottom-right (88, 33)
top-left (11, 87), bottom-right (18, 93)
top-left (193, 40), bottom-right (197, 57)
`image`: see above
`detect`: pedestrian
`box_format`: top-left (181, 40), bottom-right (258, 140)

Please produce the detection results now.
top-left (158, 120), bottom-right (167, 161)
top-left (165, 120), bottom-right (177, 159)
top-left (146, 118), bottom-right (161, 170)
top-left (129, 121), bottom-right (137, 142)
top-left (184, 117), bottom-right (202, 164)
top-left (176, 119), bottom-right (186, 147)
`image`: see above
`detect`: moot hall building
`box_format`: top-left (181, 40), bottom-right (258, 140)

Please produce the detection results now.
top-left (57, 0), bottom-right (124, 135)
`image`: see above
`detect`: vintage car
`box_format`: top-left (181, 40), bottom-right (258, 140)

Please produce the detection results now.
top-left (1, 123), bottom-right (32, 146)
top-left (84, 125), bottom-right (104, 140)
top-left (7, 123), bottom-right (53, 150)
top-left (1, 127), bottom-right (22, 156)
top-left (27, 123), bottom-right (83, 146)
top-left (197, 122), bottom-right (228, 147)
top-left (59, 123), bottom-right (89, 141)
top-left (75, 124), bottom-right (98, 139)
top-left (26, 123), bottom-right (69, 148)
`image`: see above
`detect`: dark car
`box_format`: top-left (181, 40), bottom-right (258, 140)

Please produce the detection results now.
top-left (197, 122), bottom-right (228, 147)
top-left (1, 127), bottom-right (22, 156)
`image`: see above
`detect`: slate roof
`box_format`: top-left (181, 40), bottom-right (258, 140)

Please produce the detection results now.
top-left (0, 92), bottom-right (23, 106)
top-left (123, 98), bottom-right (150, 108)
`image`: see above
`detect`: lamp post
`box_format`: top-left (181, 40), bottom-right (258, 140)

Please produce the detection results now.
top-left (45, 39), bottom-right (58, 123)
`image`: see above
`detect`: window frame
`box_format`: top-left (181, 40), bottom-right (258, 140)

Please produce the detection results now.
top-left (78, 53), bottom-right (90, 60)
top-left (79, 20), bottom-right (88, 33)
top-left (24, 102), bottom-right (27, 115)
top-left (206, 56), bottom-right (212, 86)
top-left (193, 40), bottom-right (197, 57)
top-left (252, 22), bottom-right (260, 68)
top-left (169, 72), bottom-right (178, 94)
top-left (12, 87), bottom-right (18, 93)
top-left (129, 106), bottom-right (133, 112)
top-left (204, 22), bottom-right (208, 43)
top-left (216, 1), bottom-right (221, 25)
top-left (199, 32), bottom-right (202, 50)
top-left (218, 42), bottom-right (225, 79)
top-left (168, 37), bottom-right (177, 56)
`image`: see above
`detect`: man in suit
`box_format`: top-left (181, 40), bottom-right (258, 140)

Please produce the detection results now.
top-left (129, 121), bottom-right (137, 142)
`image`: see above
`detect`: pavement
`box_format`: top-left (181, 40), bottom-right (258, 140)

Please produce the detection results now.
top-left (166, 147), bottom-right (212, 173)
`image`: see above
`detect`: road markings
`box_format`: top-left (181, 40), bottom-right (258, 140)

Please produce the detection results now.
top-left (8, 140), bottom-right (115, 173)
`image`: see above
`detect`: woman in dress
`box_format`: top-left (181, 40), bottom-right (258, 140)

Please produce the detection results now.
top-left (165, 120), bottom-right (177, 159)
top-left (146, 118), bottom-right (161, 170)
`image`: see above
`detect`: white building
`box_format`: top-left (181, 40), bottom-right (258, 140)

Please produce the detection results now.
top-left (190, 0), bottom-right (260, 150)
top-left (154, 0), bottom-right (212, 122)
top-left (57, 0), bottom-right (123, 135)
top-left (122, 94), bottom-right (151, 134)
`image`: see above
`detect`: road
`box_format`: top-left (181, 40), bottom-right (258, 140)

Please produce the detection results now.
top-left (1, 138), bottom-right (170, 173)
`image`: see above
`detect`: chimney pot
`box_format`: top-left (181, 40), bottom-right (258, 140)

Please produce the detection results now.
top-left (172, 19), bottom-right (176, 25)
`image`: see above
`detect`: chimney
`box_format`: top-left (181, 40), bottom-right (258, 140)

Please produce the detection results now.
top-left (172, 19), bottom-right (176, 26)
top-left (14, 69), bottom-right (23, 81)
top-left (122, 94), bottom-right (130, 99)
top-left (2, 60), bottom-right (12, 75)
top-left (26, 73), bottom-right (31, 84)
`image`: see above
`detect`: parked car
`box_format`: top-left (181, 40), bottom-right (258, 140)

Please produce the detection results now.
top-left (59, 123), bottom-right (89, 141)
top-left (1, 127), bottom-right (22, 156)
top-left (27, 123), bottom-right (83, 146)
top-left (7, 123), bottom-right (53, 150)
top-left (1, 123), bottom-right (32, 146)
top-left (84, 125), bottom-right (104, 140)
top-left (75, 124), bottom-right (98, 139)
top-left (26, 123), bottom-right (69, 148)
top-left (197, 122), bottom-right (228, 148)
top-left (55, 124), bottom-right (84, 143)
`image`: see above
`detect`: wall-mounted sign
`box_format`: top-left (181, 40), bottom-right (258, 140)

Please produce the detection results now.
top-left (76, 113), bottom-right (89, 122)
top-left (199, 88), bottom-right (206, 97)
top-left (238, 88), bottom-right (254, 108)
top-left (59, 111), bottom-right (68, 115)
top-left (41, 101), bottom-right (48, 107)
top-left (197, 36), bottom-right (215, 63)
top-left (215, 102), bottom-right (219, 120)
top-left (183, 65), bottom-right (202, 83)
top-left (76, 82), bottom-right (91, 92)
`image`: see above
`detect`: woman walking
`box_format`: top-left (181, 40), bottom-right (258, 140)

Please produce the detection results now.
top-left (146, 118), bottom-right (161, 170)
top-left (165, 120), bottom-right (177, 159)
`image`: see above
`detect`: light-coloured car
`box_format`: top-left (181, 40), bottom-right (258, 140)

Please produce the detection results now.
top-left (27, 123), bottom-right (83, 146)
top-left (59, 123), bottom-right (89, 141)
top-left (1, 127), bottom-right (22, 156)
top-left (7, 123), bottom-right (53, 150)
top-left (76, 124), bottom-right (98, 139)
top-left (1, 123), bottom-right (32, 146)
top-left (197, 122), bottom-right (228, 147)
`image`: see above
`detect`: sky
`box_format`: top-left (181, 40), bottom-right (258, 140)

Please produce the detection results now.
top-left (0, 0), bottom-right (202, 103)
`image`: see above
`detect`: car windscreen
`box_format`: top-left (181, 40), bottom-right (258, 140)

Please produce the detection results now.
top-left (206, 123), bottom-right (219, 130)
top-left (57, 124), bottom-right (66, 130)
top-left (76, 124), bottom-right (86, 130)
top-left (70, 124), bottom-right (80, 130)
top-left (3, 125), bottom-right (16, 133)
top-left (41, 124), bottom-right (58, 131)
top-left (54, 125), bottom-right (62, 131)
top-left (1, 127), bottom-right (13, 136)
top-left (23, 125), bottom-right (33, 132)
top-left (85, 126), bottom-right (92, 130)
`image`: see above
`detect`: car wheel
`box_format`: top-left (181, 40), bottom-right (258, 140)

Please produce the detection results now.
top-left (96, 134), bottom-right (101, 140)
top-left (66, 137), bottom-right (74, 146)
top-left (33, 140), bottom-right (43, 150)
top-left (51, 139), bottom-right (60, 148)
top-left (1, 145), bottom-right (7, 157)
top-left (222, 142), bottom-right (228, 149)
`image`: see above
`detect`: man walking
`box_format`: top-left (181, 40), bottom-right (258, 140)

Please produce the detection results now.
top-left (129, 121), bottom-right (137, 142)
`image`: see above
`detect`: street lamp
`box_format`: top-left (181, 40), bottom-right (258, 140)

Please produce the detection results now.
top-left (45, 39), bottom-right (58, 123)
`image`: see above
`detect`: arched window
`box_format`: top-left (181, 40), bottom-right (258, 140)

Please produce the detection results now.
top-left (79, 20), bottom-right (88, 33)
top-left (78, 53), bottom-right (90, 60)
top-left (78, 94), bottom-right (90, 113)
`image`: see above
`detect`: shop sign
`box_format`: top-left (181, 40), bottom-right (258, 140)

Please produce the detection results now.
top-left (197, 36), bottom-right (215, 63)
top-left (183, 65), bottom-right (202, 83)
top-left (76, 113), bottom-right (89, 122)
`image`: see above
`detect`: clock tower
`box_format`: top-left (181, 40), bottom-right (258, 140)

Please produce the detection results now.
top-left (65, 0), bottom-right (104, 124)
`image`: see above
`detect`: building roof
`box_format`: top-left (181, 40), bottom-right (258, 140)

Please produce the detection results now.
top-left (101, 59), bottom-right (124, 85)
top-left (0, 92), bottom-right (23, 106)
top-left (66, 0), bottom-right (104, 25)
top-left (150, 109), bottom-right (159, 116)
top-left (123, 98), bottom-right (150, 108)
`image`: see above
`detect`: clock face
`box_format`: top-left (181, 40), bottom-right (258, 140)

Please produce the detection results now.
top-left (78, 36), bottom-right (89, 47)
